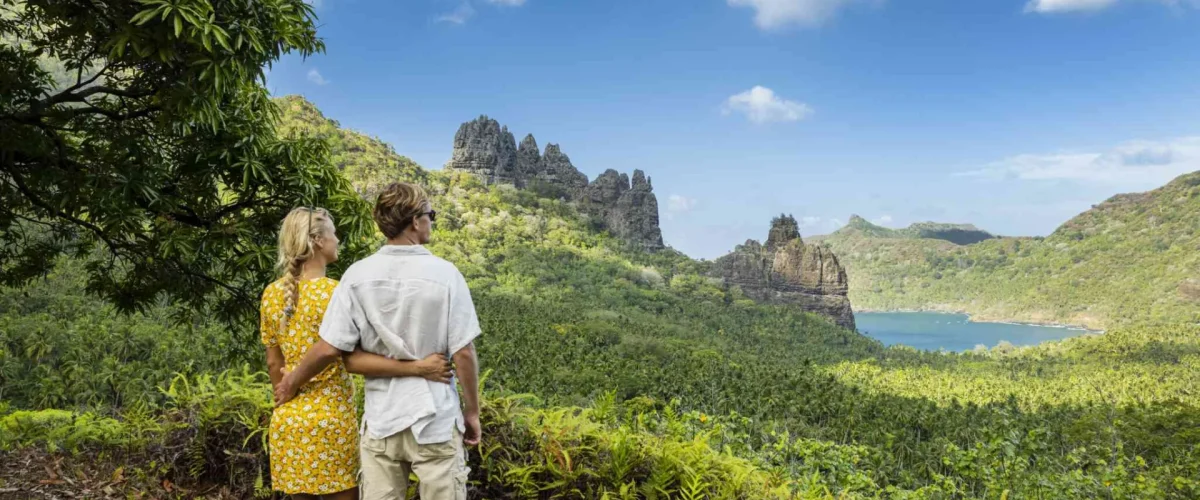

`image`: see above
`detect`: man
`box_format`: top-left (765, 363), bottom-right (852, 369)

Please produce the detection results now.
top-left (275, 182), bottom-right (481, 500)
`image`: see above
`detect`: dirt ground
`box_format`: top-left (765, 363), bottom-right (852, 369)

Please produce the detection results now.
top-left (0, 448), bottom-right (244, 500)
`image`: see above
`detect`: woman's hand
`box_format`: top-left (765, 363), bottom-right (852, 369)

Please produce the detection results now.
top-left (417, 353), bottom-right (454, 383)
top-left (274, 368), bottom-right (299, 407)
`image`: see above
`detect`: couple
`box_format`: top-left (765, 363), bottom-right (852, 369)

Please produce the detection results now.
top-left (260, 182), bottom-right (481, 500)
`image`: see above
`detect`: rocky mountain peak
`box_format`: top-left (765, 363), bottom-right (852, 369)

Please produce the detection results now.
top-left (445, 117), bottom-right (663, 250)
top-left (766, 214), bottom-right (803, 251)
top-left (518, 134), bottom-right (539, 155)
top-left (445, 116), bottom-right (518, 185)
top-left (712, 217), bottom-right (854, 329)
top-left (631, 170), bottom-right (651, 190)
top-left (515, 134), bottom-right (542, 182)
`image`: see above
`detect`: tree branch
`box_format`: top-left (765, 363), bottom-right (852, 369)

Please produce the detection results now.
top-left (10, 170), bottom-right (255, 317)
top-left (45, 64), bottom-right (110, 104)
top-left (4, 169), bottom-right (123, 257)
top-left (5, 102), bottom-right (160, 124)
top-left (70, 84), bottom-right (152, 102)
top-left (212, 194), bottom-right (279, 221)
top-left (173, 260), bottom-right (254, 309)
top-left (51, 103), bottom-right (160, 122)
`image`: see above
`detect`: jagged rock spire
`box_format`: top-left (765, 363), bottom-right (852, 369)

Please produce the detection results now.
top-left (444, 115), bottom-right (518, 185)
top-left (711, 215), bottom-right (854, 329)
top-left (766, 214), bottom-right (803, 252)
top-left (444, 116), bottom-right (664, 251)
top-left (515, 134), bottom-right (542, 183)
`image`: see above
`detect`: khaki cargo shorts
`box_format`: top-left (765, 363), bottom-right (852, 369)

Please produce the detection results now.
top-left (359, 428), bottom-right (469, 500)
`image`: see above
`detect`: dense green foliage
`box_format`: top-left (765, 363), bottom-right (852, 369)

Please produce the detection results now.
top-left (274, 95), bottom-right (427, 197)
top-left (0, 371), bottom-right (851, 499)
top-left (817, 175), bottom-right (1200, 329)
top-left (831, 324), bottom-right (1200, 409)
top-left (0, 258), bottom-right (238, 408)
top-left (3, 95), bottom-right (1198, 498)
top-left (0, 0), bottom-right (375, 329)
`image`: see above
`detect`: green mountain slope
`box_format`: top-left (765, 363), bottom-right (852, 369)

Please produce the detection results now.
top-left (274, 95), bottom-right (427, 196)
top-left (3, 96), bottom-right (1198, 498)
top-left (812, 215), bottom-right (996, 245)
top-left (818, 174), bottom-right (1200, 329)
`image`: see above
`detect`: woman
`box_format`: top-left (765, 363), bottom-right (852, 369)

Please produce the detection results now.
top-left (260, 207), bottom-right (453, 499)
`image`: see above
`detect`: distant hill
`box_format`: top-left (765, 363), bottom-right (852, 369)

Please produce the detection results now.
top-left (812, 215), bottom-right (996, 245)
top-left (274, 95), bottom-right (426, 197)
top-left (817, 173), bottom-right (1200, 329)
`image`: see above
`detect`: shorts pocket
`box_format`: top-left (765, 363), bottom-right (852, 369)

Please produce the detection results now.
top-left (419, 439), bottom-right (458, 459)
top-left (361, 435), bottom-right (387, 454)
top-left (453, 468), bottom-right (469, 500)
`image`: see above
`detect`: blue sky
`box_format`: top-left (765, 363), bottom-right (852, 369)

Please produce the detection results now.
top-left (266, 0), bottom-right (1200, 259)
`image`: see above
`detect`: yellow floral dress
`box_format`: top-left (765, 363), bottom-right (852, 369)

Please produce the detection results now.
top-left (260, 277), bottom-right (359, 495)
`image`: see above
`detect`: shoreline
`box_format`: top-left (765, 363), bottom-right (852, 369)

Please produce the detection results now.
top-left (853, 307), bottom-right (1104, 333)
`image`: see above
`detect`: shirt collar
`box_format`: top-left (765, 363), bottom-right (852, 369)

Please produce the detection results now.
top-left (376, 244), bottom-right (432, 257)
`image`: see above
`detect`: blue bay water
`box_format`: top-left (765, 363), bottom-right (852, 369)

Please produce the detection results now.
top-left (855, 312), bottom-right (1092, 352)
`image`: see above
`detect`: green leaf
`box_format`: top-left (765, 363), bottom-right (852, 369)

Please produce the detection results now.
top-left (130, 9), bottom-right (156, 25)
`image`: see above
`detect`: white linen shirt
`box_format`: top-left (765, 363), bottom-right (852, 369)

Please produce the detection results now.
top-left (318, 244), bottom-right (481, 444)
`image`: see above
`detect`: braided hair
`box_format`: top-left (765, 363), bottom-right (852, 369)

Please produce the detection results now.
top-left (274, 207), bottom-right (333, 331)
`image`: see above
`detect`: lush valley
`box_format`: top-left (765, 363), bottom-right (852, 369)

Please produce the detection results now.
top-left (815, 181), bottom-right (1200, 330)
top-left (4, 95), bottom-right (1200, 499)
top-left (2, 2), bottom-right (1199, 499)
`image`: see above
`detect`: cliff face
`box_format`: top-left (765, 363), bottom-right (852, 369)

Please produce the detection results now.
top-left (445, 116), bottom-right (663, 250)
top-left (445, 116), bottom-right (519, 186)
top-left (712, 215), bottom-right (856, 330)
top-left (581, 169), bottom-right (665, 250)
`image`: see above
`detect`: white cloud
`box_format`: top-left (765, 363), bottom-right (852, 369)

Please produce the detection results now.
top-left (874, 215), bottom-right (893, 225)
top-left (1024, 0), bottom-right (1193, 14)
top-left (437, 3), bottom-right (475, 24)
top-left (800, 216), bottom-right (822, 228)
top-left (306, 68), bottom-right (328, 86)
top-left (485, 0), bottom-right (526, 5)
top-left (1024, 0), bottom-right (1119, 12)
top-left (665, 195), bottom-right (697, 221)
top-left (728, 0), bottom-right (857, 30)
top-left (957, 137), bottom-right (1200, 186)
top-left (667, 195), bottom-right (698, 213)
top-left (722, 86), bottom-right (813, 124)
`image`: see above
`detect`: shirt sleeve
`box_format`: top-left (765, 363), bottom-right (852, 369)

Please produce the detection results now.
top-left (260, 287), bottom-right (278, 348)
top-left (447, 269), bottom-right (482, 355)
top-left (319, 281), bottom-right (361, 352)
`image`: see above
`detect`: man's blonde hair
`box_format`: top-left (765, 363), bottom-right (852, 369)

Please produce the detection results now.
top-left (373, 182), bottom-right (430, 239)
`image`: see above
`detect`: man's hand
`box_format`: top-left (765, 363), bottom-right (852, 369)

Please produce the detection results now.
top-left (463, 410), bottom-right (481, 447)
top-left (273, 369), bottom-right (299, 407)
top-left (416, 353), bottom-right (454, 383)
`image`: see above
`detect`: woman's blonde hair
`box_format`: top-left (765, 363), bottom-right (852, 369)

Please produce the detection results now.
top-left (275, 207), bottom-right (334, 329)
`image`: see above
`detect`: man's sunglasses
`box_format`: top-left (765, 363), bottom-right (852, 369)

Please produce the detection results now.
top-left (418, 210), bottom-right (437, 222)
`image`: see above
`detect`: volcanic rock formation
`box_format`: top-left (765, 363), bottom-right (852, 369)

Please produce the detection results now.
top-left (712, 214), bottom-right (856, 329)
top-left (445, 116), bottom-right (663, 250)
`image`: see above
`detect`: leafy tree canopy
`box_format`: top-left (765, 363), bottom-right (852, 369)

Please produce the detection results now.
top-left (0, 0), bottom-right (374, 329)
